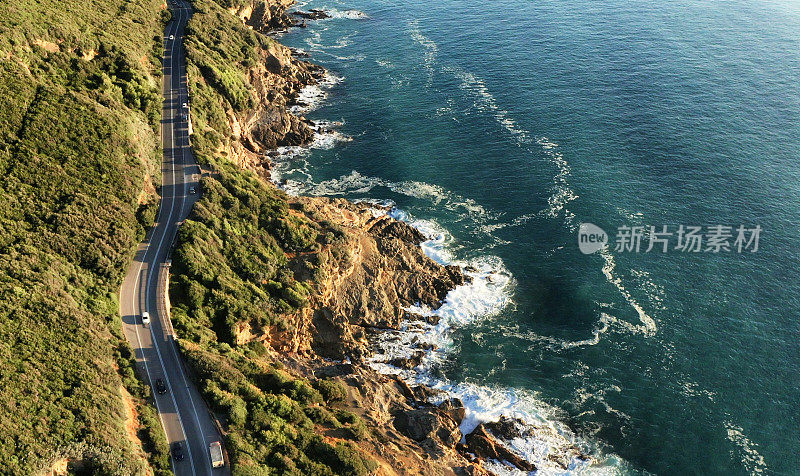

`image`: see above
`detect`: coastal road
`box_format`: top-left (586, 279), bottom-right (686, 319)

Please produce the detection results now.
top-left (119, 1), bottom-right (227, 475)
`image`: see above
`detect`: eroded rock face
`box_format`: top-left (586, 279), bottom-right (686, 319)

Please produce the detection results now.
top-left (463, 424), bottom-right (536, 472)
top-left (248, 105), bottom-right (313, 149)
top-left (216, 10), bottom-right (325, 175)
top-left (394, 408), bottom-right (460, 448)
top-left (274, 359), bottom-right (489, 476)
top-left (277, 198), bottom-right (469, 360)
top-left (230, 0), bottom-right (299, 31)
top-left (439, 398), bottom-right (467, 426)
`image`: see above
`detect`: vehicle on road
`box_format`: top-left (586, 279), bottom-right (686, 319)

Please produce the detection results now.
top-left (172, 442), bottom-right (184, 461)
top-left (188, 186), bottom-right (196, 194)
top-left (169, 35), bottom-right (174, 40)
top-left (155, 378), bottom-right (167, 395)
top-left (182, 102), bottom-right (188, 109)
top-left (141, 311), bottom-right (151, 327)
top-left (210, 441), bottom-right (225, 468)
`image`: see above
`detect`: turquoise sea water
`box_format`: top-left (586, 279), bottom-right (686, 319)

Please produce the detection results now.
top-left (276, 1), bottom-right (800, 473)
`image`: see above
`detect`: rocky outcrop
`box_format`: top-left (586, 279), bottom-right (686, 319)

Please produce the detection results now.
top-left (229, 0), bottom-right (298, 31)
top-left (463, 424), bottom-right (536, 472)
top-left (293, 9), bottom-right (330, 20)
top-left (278, 198), bottom-right (468, 360)
top-left (216, 6), bottom-right (325, 179)
top-left (273, 359), bottom-right (492, 476)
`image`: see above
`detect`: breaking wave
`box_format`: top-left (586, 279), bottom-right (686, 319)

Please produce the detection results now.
top-left (365, 209), bottom-right (631, 473)
top-left (290, 72), bottom-right (343, 115)
top-left (325, 8), bottom-right (369, 20)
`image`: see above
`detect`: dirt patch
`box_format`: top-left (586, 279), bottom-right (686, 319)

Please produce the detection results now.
top-left (81, 49), bottom-right (98, 61)
top-left (33, 39), bottom-right (60, 53)
top-left (121, 386), bottom-right (142, 444)
top-left (49, 458), bottom-right (69, 475)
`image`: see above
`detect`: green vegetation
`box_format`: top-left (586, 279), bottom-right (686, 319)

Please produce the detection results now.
top-left (171, 161), bottom-right (318, 343)
top-left (167, 1), bottom-right (379, 474)
top-left (176, 340), bottom-right (377, 475)
top-left (0, 0), bottom-right (171, 473)
top-left (170, 157), bottom-right (376, 475)
top-left (184, 0), bottom-right (276, 143)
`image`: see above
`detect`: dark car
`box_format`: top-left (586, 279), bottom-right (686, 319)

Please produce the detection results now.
top-left (172, 442), bottom-right (184, 461)
top-left (155, 378), bottom-right (167, 395)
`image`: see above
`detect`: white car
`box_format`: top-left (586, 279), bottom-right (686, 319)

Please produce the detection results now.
top-left (182, 102), bottom-right (188, 109)
top-left (141, 311), bottom-right (151, 326)
top-left (169, 35), bottom-right (174, 40)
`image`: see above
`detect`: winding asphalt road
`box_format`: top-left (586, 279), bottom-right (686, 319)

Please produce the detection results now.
top-left (120, 1), bottom-right (227, 474)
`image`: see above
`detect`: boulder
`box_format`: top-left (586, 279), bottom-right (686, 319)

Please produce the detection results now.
top-left (438, 398), bottom-right (467, 426)
top-left (388, 351), bottom-right (424, 369)
top-left (394, 408), bottom-right (461, 448)
top-left (485, 416), bottom-right (525, 440)
top-left (464, 424), bottom-right (535, 472)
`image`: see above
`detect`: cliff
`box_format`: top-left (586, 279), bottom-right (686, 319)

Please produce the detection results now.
top-left (185, 0), bottom-right (324, 179)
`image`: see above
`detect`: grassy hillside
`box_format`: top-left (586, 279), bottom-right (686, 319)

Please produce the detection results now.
top-left (171, 156), bottom-right (377, 476)
top-left (0, 1), bottom-right (171, 474)
top-left (167, 1), bottom-right (378, 474)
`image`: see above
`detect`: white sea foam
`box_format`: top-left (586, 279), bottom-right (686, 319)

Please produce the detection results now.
top-left (599, 248), bottom-right (658, 336)
top-left (408, 20), bottom-right (438, 85)
top-left (269, 125), bottom-right (351, 194)
top-left (725, 422), bottom-right (767, 475)
top-left (364, 211), bottom-right (633, 473)
top-left (290, 72), bottom-right (343, 115)
top-left (535, 137), bottom-right (578, 228)
top-left (447, 65), bottom-right (532, 146)
top-left (297, 171), bottom-right (501, 226)
top-left (325, 8), bottom-right (369, 20)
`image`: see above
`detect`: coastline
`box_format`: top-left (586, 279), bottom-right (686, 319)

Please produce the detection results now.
top-left (177, 1), bottom-right (595, 473)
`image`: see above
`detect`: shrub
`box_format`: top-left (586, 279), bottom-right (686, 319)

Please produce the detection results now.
top-left (315, 379), bottom-right (348, 403)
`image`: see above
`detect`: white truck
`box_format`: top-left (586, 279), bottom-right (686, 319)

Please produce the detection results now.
top-left (209, 441), bottom-right (224, 468)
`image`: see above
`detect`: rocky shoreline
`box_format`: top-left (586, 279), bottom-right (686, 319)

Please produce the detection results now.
top-left (194, 1), bottom-right (579, 473)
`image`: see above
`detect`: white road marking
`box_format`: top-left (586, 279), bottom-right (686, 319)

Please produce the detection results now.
top-left (130, 5), bottom-right (199, 475)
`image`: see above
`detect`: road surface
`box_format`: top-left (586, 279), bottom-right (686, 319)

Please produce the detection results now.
top-left (120, 1), bottom-right (227, 474)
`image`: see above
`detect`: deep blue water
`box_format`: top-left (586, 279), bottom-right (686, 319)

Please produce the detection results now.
top-left (277, 1), bottom-right (800, 473)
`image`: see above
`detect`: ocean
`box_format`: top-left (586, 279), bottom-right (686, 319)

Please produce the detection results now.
top-left (273, 0), bottom-right (800, 474)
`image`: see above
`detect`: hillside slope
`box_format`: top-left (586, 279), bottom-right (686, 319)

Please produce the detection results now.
top-left (0, 1), bottom-right (172, 473)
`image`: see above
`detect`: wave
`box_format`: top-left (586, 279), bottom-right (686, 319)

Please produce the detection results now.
top-left (325, 8), bottom-right (369, 20)
top-left (294, 170), bottom-right (500, 223)
top-left (290, 72), bottom-right (343, 115)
